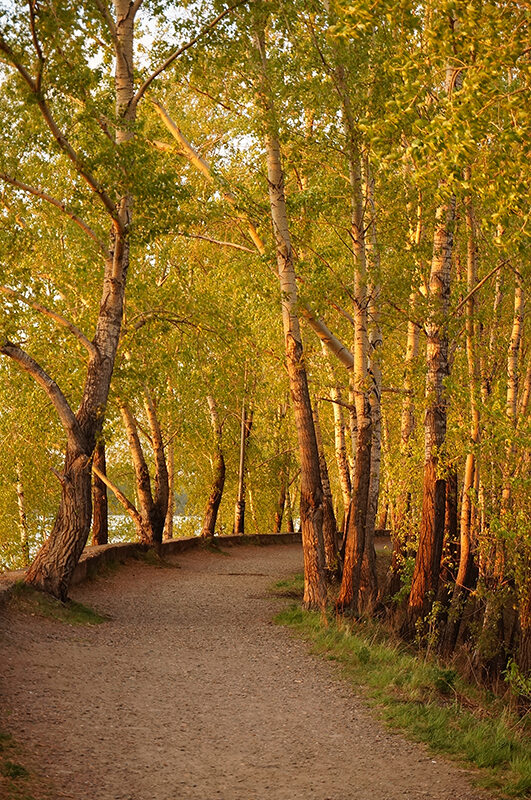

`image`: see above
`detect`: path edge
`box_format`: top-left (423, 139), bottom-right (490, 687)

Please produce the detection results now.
top-left (0, 533), bottom-right (302, 604)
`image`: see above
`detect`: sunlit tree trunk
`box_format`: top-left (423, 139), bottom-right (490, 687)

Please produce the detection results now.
top-left (313, 402), bottom-right (339, 575)
top-left (330, 383), bottom-right (352, 534)
top-left (163, 441), bottom-right (175, 540)
top-left (273, 478), bottom-right (286, 534)
top-left (15, 461), bottom-right (30, 567)
top-left (404, 195), bottom-right (455, 634)
top-left (120, 403), bottom-right (160, 545)
top-left (91, 440), bottom-right (109, 546)
top-left (336, 75), bottom-right (372, 617)
top-left (201, 395), bottom-right (226, 539)
top-left (255, 27), bottom-right (326, 610)
top-left (234, 393), bottom-right (253, 536)
top-left (361, 156), bottom-right (382, 605)
top-left (478, 273), bottom-right (524, 667)
top-left (285, 482), bottom-right (295, 533)
top-left (443, 180), bottom-right (481, 651)
top-left (25, 0), bottom-right (137, 598)
top-left (273, 403), bottom-right (289, 533)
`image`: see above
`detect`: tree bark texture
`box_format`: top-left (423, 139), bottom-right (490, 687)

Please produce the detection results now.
top-left (163, 441), bottom-right (175, 540)
top-left (24, 0), bottom-right (137, 599)
top-left (361, 158), bottom-right (382, 604)
top-left (313, 403), bottom-right (339, 575)
top-left (201, 396), bottom-right (226, 538)
top-left (404, 197), bottom-right (455, 633)
top-left (335, 74), bottom-right (373, 616)
top-left (330, 384), bottom-right (352, 533)
top-left (91, 440), bottom-right (109, 546)
top-left (121, 403), bottom-right (161, 545)
top-left (144, 389), bottom-right (169, 540)
top-left (15, 462), bottom-right (30, 567)
top-left (256, 28), bottom-right (326, 610)
top-left (443, 183), bottom-right (481, 652)
top-left (234, 401), bottom-right (253, 536)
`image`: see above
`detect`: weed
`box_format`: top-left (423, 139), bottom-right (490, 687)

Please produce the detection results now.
top-left (0, 732), bottom-right (13, 752)
top-left (2, 760), bottom-right (29, 780)
top-left (272, 573), bottom-right (305, 599)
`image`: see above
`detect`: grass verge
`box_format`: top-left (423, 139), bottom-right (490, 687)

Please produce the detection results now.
top-left (9, 583), bottom-right (108, 626)
top-left (273, 574), bottom-right (531, 799)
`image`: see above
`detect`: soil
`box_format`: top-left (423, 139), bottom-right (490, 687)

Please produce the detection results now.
top-left (0, 542), bottom-right (493, 800)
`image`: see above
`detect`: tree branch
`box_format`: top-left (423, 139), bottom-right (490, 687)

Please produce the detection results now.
top-left (131, 0), bottom-right (145, 16)
top-left (0, 340), bottom-right (86, 449)
top-left (174, 231), bottom-right (255, 253)
top-left (151, 102), bottom-right (266, 255)
top-left (92, 0), bottom-right (117, 39)
top-left (27, 0), bottom-right (45, 90)
top-left (0, 35), bottom-right (119, 225)
top-left (0, 173), bottom-right (106, 253)
top-left (92, 463), bottom-right (143, 530)
top-left (0, 286), bottom-right (98, 358)
top-left (132, 1), bottom-right (249, 108)
top-left (301, 306), bottom-right (354, 370)
top-left (452, 259), bottom-right (508, 317)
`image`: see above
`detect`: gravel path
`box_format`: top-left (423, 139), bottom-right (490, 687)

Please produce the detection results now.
top-left (0, 542), bottom-right (492, 800)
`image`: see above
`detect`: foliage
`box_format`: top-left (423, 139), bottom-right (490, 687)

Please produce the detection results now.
top-left (0, 0), bottom-right (528, 686)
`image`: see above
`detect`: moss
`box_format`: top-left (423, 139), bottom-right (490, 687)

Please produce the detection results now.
top-left (9, 583), bottom-right (109, 626)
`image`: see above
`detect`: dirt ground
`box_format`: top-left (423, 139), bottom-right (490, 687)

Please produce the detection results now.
top-left (0, 542), bottom-right (493, 800)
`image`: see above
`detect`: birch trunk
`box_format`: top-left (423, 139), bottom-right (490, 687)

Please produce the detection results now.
top-left (443, 183), bottom-right (481, 651)
top-left (201, 396), bottom-right (225, 539)
top-left (313, 402), bottom-right (339, 575)
top-left (479, 274), bottom-right (525, 667)
top-left (273, 404), bottom-right (289, 533)
top-left (384, 291), bottom-right (421, 599)
top-left (15, 462), bottom-right (30, 567)
top-left (144, 388), bottom-right (169, 540)
top-left (285, 486), bottom-right (295, 533)
top-left (273, 478), bottom-right (286, 533)
top-left (330, 383), bottom-right (352, 534)
top-left (234, 400), bottom-right (253, 536)
top-left (91, 440), bottom-right (109, 546)
top-left (25, 0), bottom-right (137, 598)
top-left (120, 403), bottom-right (160, 545)
top-left (163, 441), bottom-right (175, 540)
top-left (404, 196), bottom-right (455, 634)
top-left (256, 29), bottom-right (326, 610)
top-left (361, 156), bottom-right (382, 605)
top-left (336, 80), bottom-right (372, 617)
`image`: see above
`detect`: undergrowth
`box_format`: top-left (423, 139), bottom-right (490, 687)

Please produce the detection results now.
top-left (9, 583), bottom-right (108, 626)
top-left (273, 574), bottom-right (531, 799)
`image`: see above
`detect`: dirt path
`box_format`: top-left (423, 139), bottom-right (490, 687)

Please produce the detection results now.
top-left (1, 543), bottom-right (492, 800)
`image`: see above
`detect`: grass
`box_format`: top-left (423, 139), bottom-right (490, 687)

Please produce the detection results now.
top-left (135, 548), bottom-right (182, 568)
top-left (0, 729), bottom-right (46, 800)
top-left (9, 583), bottom-right (109, 626)
top-left (200, 539), bottom-right (231, 556)
top-left (272, 573), bottom-right (531, 799)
